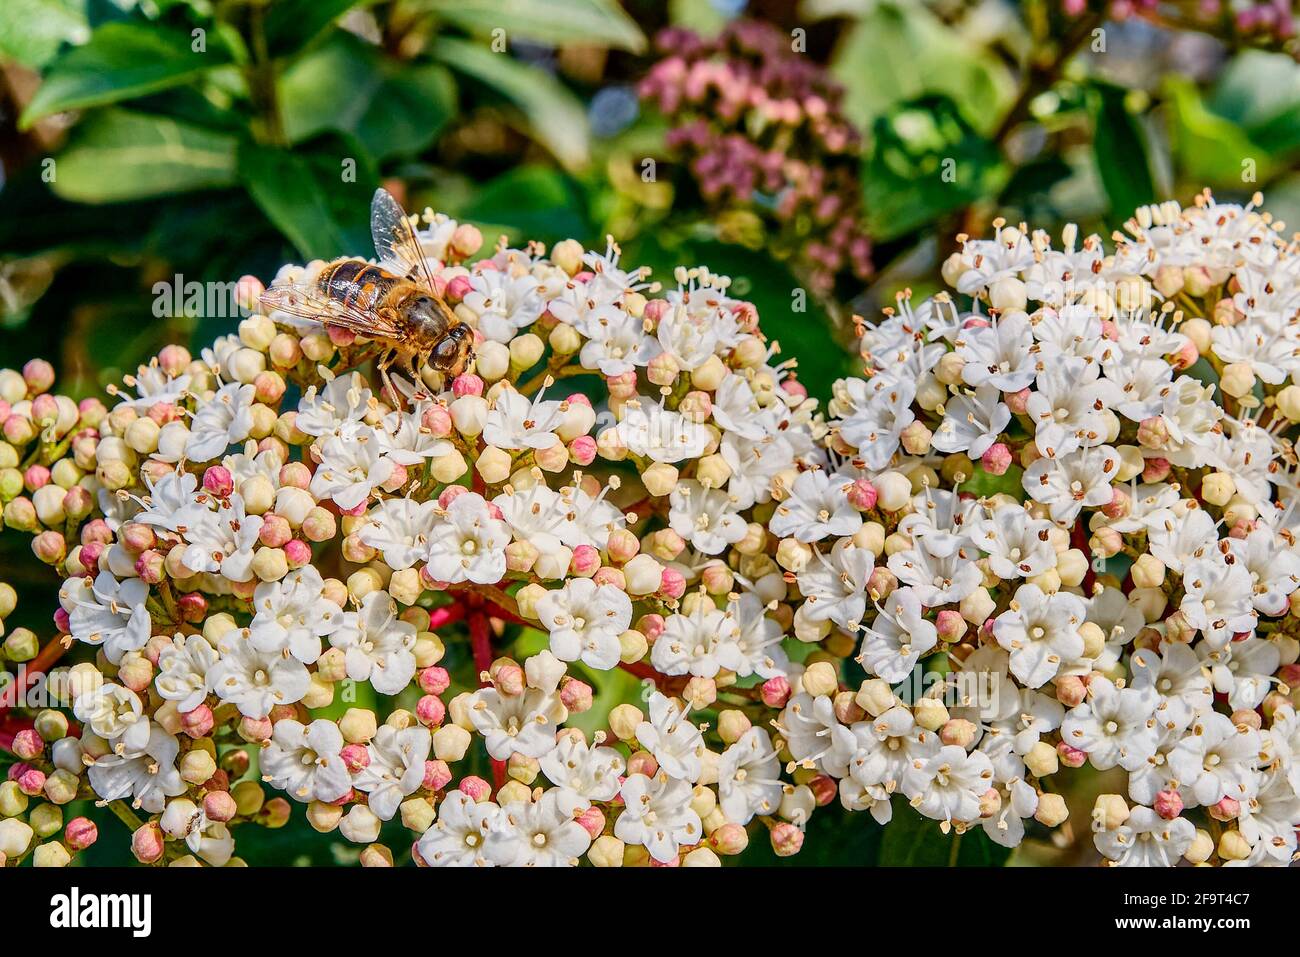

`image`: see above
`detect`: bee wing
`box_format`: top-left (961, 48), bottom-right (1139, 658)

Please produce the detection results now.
top-left (370, 188), bottom-right (440, 293)
top-left (259, 283), bottom-right (404, 340)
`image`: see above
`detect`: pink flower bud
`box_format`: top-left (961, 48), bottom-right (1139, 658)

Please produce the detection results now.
top-left (17, 767), bottom-right (45, 795)
top-left (1153, 789), bottom-right (1184, 820)
top-left (846, 478), bottom-right (878, 510)
top-left (1053, 674), bottom-right (1088, 708)
top-left (422, 404), bottom-right (453, 437)
top-left (452, 373), bottom-right (484, 397)
top-left (658, 567), bottom-right (687, 600)
top-left (23, 463), bottom-right (50, 491)
top-left (568, 435), bottom-right (597, 466)
top-left (437, 485), bottom-right (468, 509)
top-left (326, 324), bottom-right (356, 346)
top-left (418, 666), bottom-right (451, 696)
top-left (53, 608), bottom-right (70, 633)
top-left (606, 371), bottom-right (638, 400)
top-left (381, 463), bottom-right (409, 492)
top-left (3, 414), bottom-right (36, 445)
top-left (254, 370), bottom-right (285, 405)
top-left (279, 462), bottom-right (312, 490)
top-left (1142, 457), bottom-right (1171, 483)
top-left (81, 518), bottom-right (114, 545)
top-left (627, 751), bottom-right (658, 777)
top-left (11, 729), bottom-right (43, 761)
top-left (575, 806), bottom-right (605, 839)
top-left (459, 776), bottom-right (492, 802)
top-left (78, 397), bottom-right (107, 428)
top-left (258, 513), bottom-right (292, 548)
top-left (808, 774), bottom-right (837, 806)
top-left (65, 817), bottom-right (98, 851)
top-left (642, 298), bottom-right (670, 324)
top-left (32, 530), bottom-right (66, 565)
top-left (761, 676), bottom-right (792, 708)
top-left (980, 442), bottom-right (1013, 476)
top-left (771, 822), bottom-right (804, 857)
top-left (416, 695), bottom-right (446, 727)
top-left (130, 822), bottom-right (165, 864)
top-left (782, 378), bottom-right (808, 401)
top-left (935, 609), bottom-right (967, 644)
top-left (866, 566), bottom-right (897, 601)
top-left (182, 704), bottom-right (215, 739)
top-left (203, 465), bottom-right (234, 498)
top-left (1057, 742), bottom-right (1087, 768)
top-left (23, 359), bottom-right (55, 394)
top-left (560, 678), bottom-right (594, 713)
top-left (78, 541), bottom-right (103, 575)
top-left (178, 591), bottom-right (208, 623)
top-left (637, 613), bottom-right (666, 642)
top-left (341, 743), bottom-right (370, 774)
top-left (238, 716), bottom-right (273, 743)
top-left (424, 760), bottom-right (452, 792)
top-left (605, 528), bottom-right (639, 563)
top-left (593, 567), bottom-right (625, 589)
top-left (570, 544), bottom-right (601, 577)
top-left (203, 790), bottom-right (238, 823)
top-left (284, 539), bottom-right (312, 569)
top-left (1209, 796), bottom-right (1240, 822)
top-left (1004, 388), bottom-right (1032, 415)
top-left (494, 663), bottom-right (525, 696)
top-left (134, 549), bottom-right (166, 584)
top-left (444, 274), bottom-right (473, 301)
top-left (709, 822), bottom-right (748, 855)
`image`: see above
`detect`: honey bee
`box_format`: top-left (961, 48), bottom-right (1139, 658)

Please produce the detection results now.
top-left (260, 188), bottom-right (474, 402)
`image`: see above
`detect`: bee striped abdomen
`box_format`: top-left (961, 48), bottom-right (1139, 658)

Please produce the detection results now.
top-left (319, 259), bottom-right (402, 314)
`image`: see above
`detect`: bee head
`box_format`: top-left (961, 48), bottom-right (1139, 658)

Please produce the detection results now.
top-left (431, 322), bottom-right (474, 374)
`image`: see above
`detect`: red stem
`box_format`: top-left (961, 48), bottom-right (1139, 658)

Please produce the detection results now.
top-left (0, 637), bottom-right (70, 719)
top-left (427, 602), bottom-right (466, 630)
top-left (467, 607), bottom-right (506, 793)
top-left (0, 716), bottom-right (34, 753)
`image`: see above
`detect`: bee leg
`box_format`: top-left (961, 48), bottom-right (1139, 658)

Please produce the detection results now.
top-left (376, 349), bottom-right (400, 408)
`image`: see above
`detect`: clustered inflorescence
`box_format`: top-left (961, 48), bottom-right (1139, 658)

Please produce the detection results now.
top-left (639, 20), bottom-right (872, 298)
top-left (0, 190), bottom-right (1299, 868)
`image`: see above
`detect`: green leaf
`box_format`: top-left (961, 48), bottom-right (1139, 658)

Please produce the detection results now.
top-left (1165, 76), bottom-right (1276, 188)
top-left (878, 801), bottom-right (1013, 866)
top-left (237, 138), bottom-right (376, 261)
top-left (828, 1), bottom-right (1013, 137)
top-left (0, 0), bottom-right (88, 69)
top-left (455, 165), bottom-right (591, 244)
top-left (20, 21), bottom-right (229, 127)
top-left (863, 95), bottom-right (1005, 240)
top-left (1090, 84), bottom-right (1156, 219)
top-left (50, 108), bottom-right (238, 202)
top-left (427, 0), bottom-right (645, 52)
top-left (279, 33), bottom-right (455, 162)
top-left (263, 0), bottom-right (371, 58)
top-left (432, 37), bottom-right (590, 171)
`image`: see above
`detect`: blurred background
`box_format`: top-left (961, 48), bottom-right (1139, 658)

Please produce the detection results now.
top-left (2, 0), bottom-right (1299, 865)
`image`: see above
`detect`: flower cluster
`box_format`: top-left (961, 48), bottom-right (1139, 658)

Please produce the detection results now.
top-left (639, 20), bottom-right (872, 298)
top-left (1063, 0), bottom-right (1297, 45)
top-left (3, 190), bottom-right (1300, 868)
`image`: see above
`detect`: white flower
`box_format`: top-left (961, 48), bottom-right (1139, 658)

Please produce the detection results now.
top-left (857, 587), bottom-right (937, 683)
top-left (577, 306), bottom-right (659, 376)
top-left (482, 388), bottom-right (564, 451)
top-left (651, 600), bottom-right (736, 678)
top-left (73, 683), bottom-right (150, 755)
top-left (1094, 805), bottom-right (1195, 867)
top-left (614, 773), bottom-right (703, 864)
top-left (468, 687), bottom-right (564, 760)
top-left (179, 495), bottom-right (263, 583)
top-left (1237, 770), bottom-right (1300, 864)
top-left (1179, 556), bottom-right (1258, 648)
top-left (328, 591), bottom-right (418, 695)
top-left (87, 724), bottom-right (186, 813)
top-left (718, 727), bottom-right (783, 825)
top-left (352, 725), bottom-right (432, 821)
top-left (1169, 711), bottom-right (1261, 808)
top-left (780, 693), bottom-right (856, 778)
top-left (668, 480), bottom-right (748, 555)
top-left (463, 269), bottom-right (545, 342)
top-left (248, 566), bottom-right (343, 665)
top-left (60, 571), bottom-right (151, 665)
top-left (115, 362), bottom-right (191, 410)
top-left (1202, 637), bottom-right (1280, 712)
top-left (535, 578), bottom-right (632, 670)
top-left (309, 426), bottom-right (395, 512)
top-left (186, 381), bottom-right (255, 462)
top-left (931, 384), bottom-right (1009, 459)
top-left (1060, 677), bottom-right (1159, 772)
top-left (1025, 357), bottom-right (1120, 458)
top-left (260, 719), bottom-right (352, 804)
top-left (992, 584), bottom-right (1086, 689)
top-left (1129, 644), bottom-right (1213, 733)
top-left (969, 504), bottom-right (1056, 579)
top-left (358, 497), bottom-right (439, 570)
top-left (132, 469), bottom-right (204, 533)
top-left (484, 790), bottom-right (591, 867)
top-left (635, 692), bottom-right (706, 783)
top-left (909, 745), bottom-right (994, 826)
top-left (209, 629), bottom-right (311, 718)
top-left (155, 635), bottom-right (220, 714)
top-left (719, 592), bottom-right (789, 679)
top-left (418, 791), bottom-right (500, 866)
top-left (424, 491), bottom-right (510, 585)
top-left (795, 540), bottom-right (875, 631)
top-left (887, 540), bottom-right (981, 607)
top-left (539, 733), bottom-right (625, 809)
top-left (1022, 445), bottom-right (1119, 523)
top-left (296, 372), bottom-right (371, 438)
top-left (836, 377), bottom-right (915, 470)
top-left (769, 469), bottom-right (862, 543)
top-left (954, 313), bottom-right (1040, 392)
top-left (159, 798), bottom-right (234, 866)
top-left (614, 397), bottom-right (710, 463)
